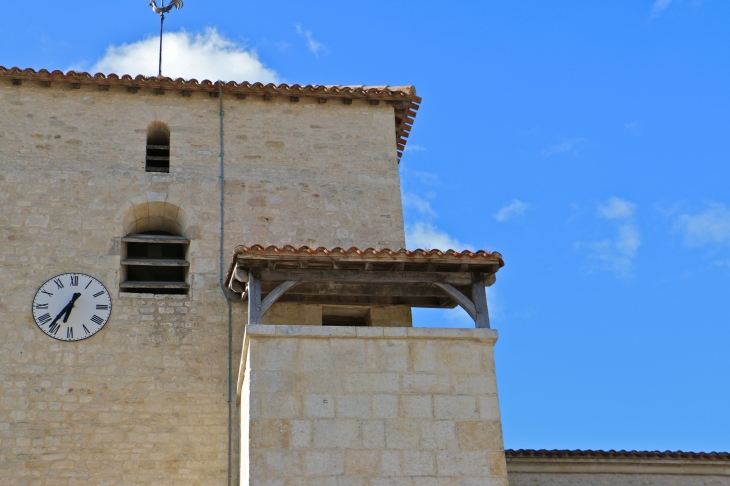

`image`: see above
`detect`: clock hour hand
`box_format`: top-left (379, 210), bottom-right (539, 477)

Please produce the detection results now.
top-left (49, 293), bottom-right (82, 327)
top-left (61, 293), bottom-right (82, 323)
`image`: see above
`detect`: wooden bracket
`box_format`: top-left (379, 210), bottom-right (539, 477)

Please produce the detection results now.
top-left (433, 282), bottom-right (476, 321)
top-left (434, 272), bottom-right (490, 328)
top-left (260, 281), bottom-right (301, 316)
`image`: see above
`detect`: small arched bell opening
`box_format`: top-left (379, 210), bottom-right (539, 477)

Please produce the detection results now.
top-left (146, 121), bottom-right (171, 173)
top-left (120, 202), bottom-right (190, 295)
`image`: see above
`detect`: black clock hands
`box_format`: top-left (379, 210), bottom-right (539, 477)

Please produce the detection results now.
top-left (49, 292), bottom-right (82, 327)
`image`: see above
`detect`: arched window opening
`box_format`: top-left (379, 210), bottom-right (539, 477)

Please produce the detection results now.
top-left (120, 230), bottom-right (190, 295)
top-left (146, 121), bottom-right (170, 173)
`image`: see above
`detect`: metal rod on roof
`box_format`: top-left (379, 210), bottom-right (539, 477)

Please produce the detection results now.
top-left (158, 13), bottom-right (164, 77)
top-left (148, 0), bottom-right (184, 77)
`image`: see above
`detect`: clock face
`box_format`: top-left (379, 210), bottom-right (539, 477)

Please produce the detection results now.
top-left (32, 273), bottom-right (112, 341)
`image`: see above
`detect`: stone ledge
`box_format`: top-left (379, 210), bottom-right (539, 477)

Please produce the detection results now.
top-left (246, 324), bottom-right (498, 342)
top-left (119, 292), bottom-right (188, 300)
top-left (506, 457), bottom-right (730, 476)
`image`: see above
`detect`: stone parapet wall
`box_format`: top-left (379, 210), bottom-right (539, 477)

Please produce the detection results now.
top-left (240, 325), bottom-right (508, 485)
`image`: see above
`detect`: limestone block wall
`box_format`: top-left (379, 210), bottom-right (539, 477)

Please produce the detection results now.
top-left (0, 79), bottom-right (408, 485)
top-left (240, 325), bottom-right (508, 486)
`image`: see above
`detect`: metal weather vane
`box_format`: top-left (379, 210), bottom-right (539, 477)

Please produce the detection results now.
top-left (148, 0), bottom-right (184, 77)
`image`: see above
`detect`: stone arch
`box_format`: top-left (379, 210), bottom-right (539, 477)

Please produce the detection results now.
top-left (147, 120), bottom-right (170, 146)
top-left (121, 199), bottom-right (191, 237)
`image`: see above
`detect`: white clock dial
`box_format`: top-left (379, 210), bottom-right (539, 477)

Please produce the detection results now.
top-left (32, 273), bottom-right (112, 341)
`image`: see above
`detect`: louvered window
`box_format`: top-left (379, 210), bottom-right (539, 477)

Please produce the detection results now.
top-left (146, 121), bottom-right (170, 173)
top-left (120, 231), bottom-right (190, 295)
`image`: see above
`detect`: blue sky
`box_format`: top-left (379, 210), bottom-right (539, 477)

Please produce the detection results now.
top-left (2, 0), bottom-right (729, 453)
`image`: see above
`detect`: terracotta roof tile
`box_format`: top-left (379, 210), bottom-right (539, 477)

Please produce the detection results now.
top-left (232, 244), bottom-right (504, 266)
top-left (0, 66), bottom-right (420, 160)
top-left (505, 449), bottom-right (730, 461)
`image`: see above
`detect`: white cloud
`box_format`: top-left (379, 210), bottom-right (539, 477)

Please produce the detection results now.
top-left (295, 24), bottom-right (327, 57)
top-left (412, 171), bottom-right (438, 185)
top-left (625, 120), bottom-right (640, 135)
top-left (494, 199), bottom-right (529, 222)
top-left (402, 192), bottom-right (437, 218)
top-left (91, 28), bottom-right (279, 83)
top-left (651, 0), bottom-right (673, 16)
top-left (406, 222), bottom-right (470, 251)
top-left (598, 197), bottom-right (636, 220)
top-left (674, 203), bottom-right (730, 247)
top-left (576, 197), bottom-right (641, 278)
top-left (404, 144), bottom-right (426, 153)
top-left (541, 138), bottom-right (585, 157)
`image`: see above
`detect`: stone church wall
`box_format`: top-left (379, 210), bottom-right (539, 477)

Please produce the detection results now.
top-left (0, 80), bottom-right (406, 484)
top-left (240, 325), bottom-right (508, 486)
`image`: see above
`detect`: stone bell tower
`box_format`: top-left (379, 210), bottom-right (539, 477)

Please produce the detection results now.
top-left (0, 66), bottom-right (508, 485)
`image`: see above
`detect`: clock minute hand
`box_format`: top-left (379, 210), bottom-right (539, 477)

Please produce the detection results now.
top-left (49, 302), bottom-right (73, 327)
top-left (61, 293), bottom-right (82, 323)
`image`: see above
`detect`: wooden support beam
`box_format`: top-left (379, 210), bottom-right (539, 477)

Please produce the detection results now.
top-left (471, 272), bottom-right (490, 329)
top-left (433, 282), bottom-right (476, 321)
top-left (299, 260), bottom-right (309, 269)
top-left (260, 281), bottom-right (301, 316)
top-left (262, 282), bottom-right (466, 298)
top-left (247, 268), bottom-right (262, 325)
top-left (259, 269), bottom-right (474, 286)
top-left (268, 260), bottom-right (276, 270)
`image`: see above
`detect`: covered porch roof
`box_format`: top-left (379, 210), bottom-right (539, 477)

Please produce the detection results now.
top-left (226, 245), bottom-right (504, 329)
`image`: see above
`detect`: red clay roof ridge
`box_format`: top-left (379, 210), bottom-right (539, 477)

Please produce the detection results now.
top-left (0, 66), bottom-right (418, 97)
top-left (505, 449), bottom-right (730, 460)
top-left (232, 245), bottom-right (504, 264)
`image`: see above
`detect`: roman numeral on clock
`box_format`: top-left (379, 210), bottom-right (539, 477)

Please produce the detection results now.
top-left (70, 275), bottom-right (79, 286)
top-left (67, 327), bottom-right (74, 339)
top-left (53, 278), bottom-right (64, 289)
top-left (90, 315), bottom-right (104, 325)
top-left (96, 304), bottom-right (109, 310)
top-left (49, 322), bottom-right (61, 335)
top-left (35, 303), bottom-right (49, 310)
top-left (93, 291), bottom-right (105, 298)
top-left (83, 325), bottom-right (90, 335)
top-left (38, 313), bottom-right (51, 324)
top-left (41, 289), bottom-right (53, 297)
